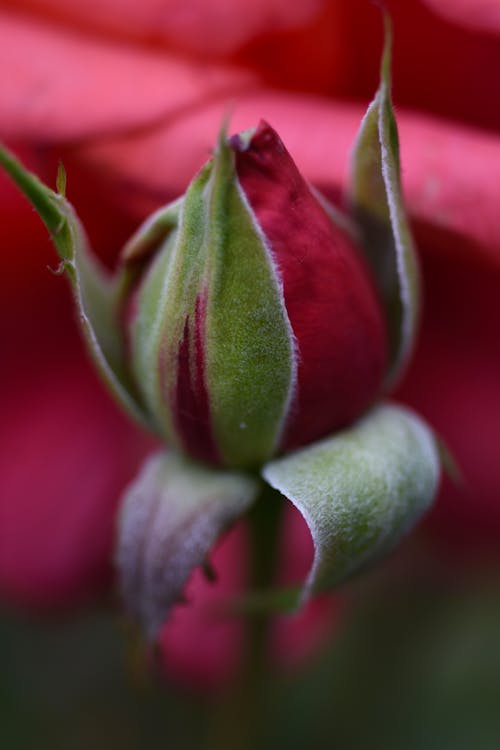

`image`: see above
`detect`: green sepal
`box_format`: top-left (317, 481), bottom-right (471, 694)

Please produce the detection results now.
top-left (129, 125), bottom-right (296, 467)
top-left (115, 450), bottom-right (259, 641)
top-left (121, 197), bottom-right (183, 264)
top-left (0, 144), bottom-right (149, 427)
top-left (349, 15), bottom-right (420, 386)
top-left (127, 162), bottom-right (213, 446)
top-left (262, 403), bottom-right (440, 602)
top-left (204, 127), bottom-right (296, 467)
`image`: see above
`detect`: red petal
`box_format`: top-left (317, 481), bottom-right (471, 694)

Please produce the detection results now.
top-left (0, 9), bottom-right (254, 142)
top-left (421, 0), bottom-right (500, 34)
top-left (170, 295), bottom-right (220, 464)
top-left (233, 121), bottom-right (387, 448)
top-left (235, 0), bottom-right (347, 95)
top-left (4, 0), bottom-right (325, 56)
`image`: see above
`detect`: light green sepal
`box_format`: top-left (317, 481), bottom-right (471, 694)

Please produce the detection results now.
top-left (262, 404), bottom-right (440, 601)
top-left (121, 196), bottom-right (182, 263)
top-left (204, 130), bottom-right (296, 468)
top-left (116, 450), bottom-right (259, 641)
top-left (349, 16), bottom-right (420, 387)
top-left (128, 164), bottom-right (212, 445)
top-left (0, 144), bottom-right (149, 427)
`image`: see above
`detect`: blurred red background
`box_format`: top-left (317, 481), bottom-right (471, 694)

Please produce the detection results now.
top-left (0, 0), bottom-right (499, 697)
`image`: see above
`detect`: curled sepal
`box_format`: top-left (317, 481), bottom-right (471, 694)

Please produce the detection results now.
top-left (115, 450), bottom-right (258, 641)
top-left (349, 16), bottom-right (420, 386)
top-left (262, 404), bottom-right (440, 602)
top-left (0, 144), bottom-right (149, 426)
top-left (121, 196), bottom-right (183, 264)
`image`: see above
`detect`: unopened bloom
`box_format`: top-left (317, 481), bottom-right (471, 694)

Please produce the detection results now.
top-left (0, 26), bottom-right (440, 644)
top-left (121, 121), bottom-right (387, 469)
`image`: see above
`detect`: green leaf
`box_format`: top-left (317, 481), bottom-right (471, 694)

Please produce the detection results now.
top-left (349, 15), bottom-right (420, 386)
top-left (262, 403), bottom-right (440, 601)
top-left (115, 450), bottom-right (259, 641)
top-left (0, 144), bottom-right (149, 427)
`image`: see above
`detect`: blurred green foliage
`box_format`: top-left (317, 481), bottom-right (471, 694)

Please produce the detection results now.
top-left (2, 573), bottom-right (500, 750)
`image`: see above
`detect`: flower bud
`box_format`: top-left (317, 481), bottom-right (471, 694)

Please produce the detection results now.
top-left (122, 121), bottom-right (387, 469)
top-left (0, 22), bottom-right (441, 647)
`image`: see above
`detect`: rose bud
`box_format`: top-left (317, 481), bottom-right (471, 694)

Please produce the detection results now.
top-left (120, 121), bottom-right (387, 469)
top-left (0, 20), bottom-right (441, 644)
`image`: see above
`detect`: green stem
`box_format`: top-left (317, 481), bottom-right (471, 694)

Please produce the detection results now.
top-left (207, 482), bottom-right (283, 750)
top-left (245, 482), bottom-right (283, 687)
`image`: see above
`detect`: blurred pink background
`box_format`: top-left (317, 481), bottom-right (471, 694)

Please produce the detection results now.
top-left (0, 0), bottom-right (499, 705)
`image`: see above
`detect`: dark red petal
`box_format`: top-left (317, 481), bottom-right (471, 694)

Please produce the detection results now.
top-left (233, 122), bottom-right (387, 449)
top-left (170, 294), bottom-right (220, 464)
